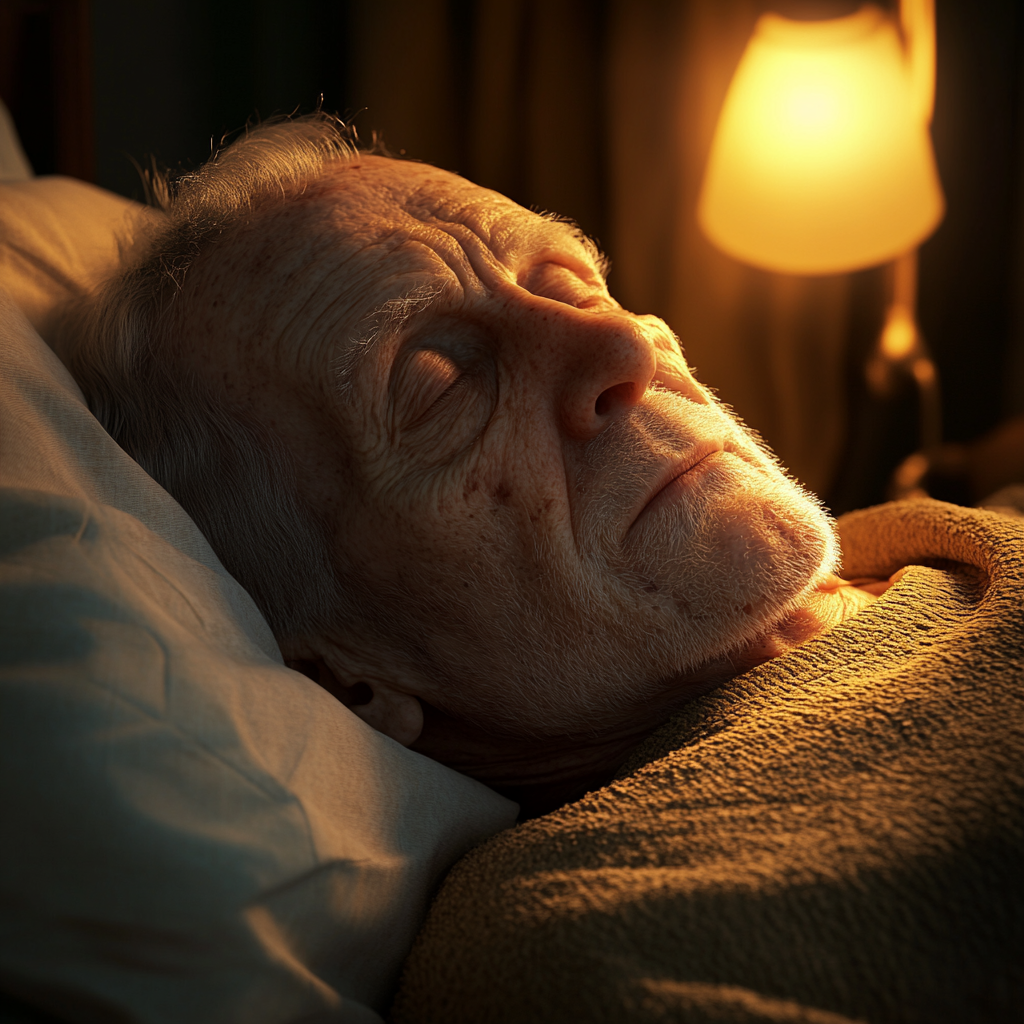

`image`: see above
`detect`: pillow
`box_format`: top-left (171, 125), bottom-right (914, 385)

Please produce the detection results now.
top-left (0, 201), bottom-right (516, 1020)
top-left (0, 174), bottom-right (146, 337)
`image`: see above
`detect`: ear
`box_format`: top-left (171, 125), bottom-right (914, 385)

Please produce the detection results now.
top-left (283, 648), bottom-right (424, 748)
top-left (337, 676), bottom-right (424, 747)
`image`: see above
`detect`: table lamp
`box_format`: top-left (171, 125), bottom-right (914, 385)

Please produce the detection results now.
top-left (697, 0), bottom-right (945, 488)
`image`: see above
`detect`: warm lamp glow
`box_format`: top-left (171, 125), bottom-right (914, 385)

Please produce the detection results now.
top-left (880, 305), bottom-right (916, 359)
top-left (698, 4), bottom-right (944, 274)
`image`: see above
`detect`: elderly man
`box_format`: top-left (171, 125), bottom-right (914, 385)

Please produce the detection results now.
top-left (51, 115), bottom-right (1024, 1023)
top-left (63, 115), bottom-right (880, 814)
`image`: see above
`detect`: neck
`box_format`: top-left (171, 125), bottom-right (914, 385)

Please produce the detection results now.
top-left (411, 575), bottom-right (880, 820)
top-left (410, 667), bottom-right (734, 819)
top-left (409, 703), bottom-right (671, 819)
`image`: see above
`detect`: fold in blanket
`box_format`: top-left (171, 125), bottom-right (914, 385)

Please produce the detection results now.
top-left (392, 500), bottom-right (1024, 1024)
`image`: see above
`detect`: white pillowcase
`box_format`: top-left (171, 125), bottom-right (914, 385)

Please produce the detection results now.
top-left (0, 179), bottom-right (516, 1023)
top-left (0, 175), bottom-right (146, 336)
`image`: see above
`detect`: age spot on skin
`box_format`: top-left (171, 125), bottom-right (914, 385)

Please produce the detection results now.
top-left (493, 482), bottom-right (514, 504)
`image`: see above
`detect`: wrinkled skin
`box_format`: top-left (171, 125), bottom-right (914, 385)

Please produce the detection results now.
top-left (176, 155), bottom-right (878, 813)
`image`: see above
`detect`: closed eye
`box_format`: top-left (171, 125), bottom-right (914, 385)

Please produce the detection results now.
top-left (520, 261), bottom-right (612, 310)
top-left (399, 349), bottom-right (461, 426)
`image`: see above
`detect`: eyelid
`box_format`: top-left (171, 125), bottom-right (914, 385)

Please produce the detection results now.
top-left (521, 261), bottom-right (609, 309)
top-left (573, 293), bottom-right (609, 310)
top-left (414, 349), bottom-right (458, 379)
top-left (396, 349), bottom-right (461, 427)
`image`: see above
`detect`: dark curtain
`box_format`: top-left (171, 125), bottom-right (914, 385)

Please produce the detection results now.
top-left (87, 0), bottom-right (1024, 508)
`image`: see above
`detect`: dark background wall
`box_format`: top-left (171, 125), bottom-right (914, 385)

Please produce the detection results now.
top-left (89, 0), bottom-right (351, 199)
top-left (5, 0), bottom-right (1023, 510)
top-left (922, 0), bottom-right (1024, 431)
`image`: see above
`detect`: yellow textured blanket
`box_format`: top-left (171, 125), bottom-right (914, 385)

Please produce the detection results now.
top-left (392, 500), bottom-right (1024, 1024)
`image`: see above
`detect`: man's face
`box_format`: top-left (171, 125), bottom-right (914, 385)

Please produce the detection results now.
top-left (186, 155), bottom-right (837, 743)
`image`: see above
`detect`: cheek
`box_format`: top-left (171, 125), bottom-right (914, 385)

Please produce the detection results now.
top-left (346, 450), bottom-right (515, 599)
top-left (340, 497), bottom-right (525, 689)
top-left (338, 387), bottom-right (570, 648)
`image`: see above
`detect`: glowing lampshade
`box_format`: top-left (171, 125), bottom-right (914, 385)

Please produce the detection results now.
top-left (697, 4), bottom-right (944, 275)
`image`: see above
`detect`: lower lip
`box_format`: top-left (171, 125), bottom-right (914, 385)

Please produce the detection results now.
top-left (644, 450), bottom-right (725, 517)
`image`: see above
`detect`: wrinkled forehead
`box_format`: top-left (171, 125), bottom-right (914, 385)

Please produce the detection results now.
top-left (308, 155), bottom-right (604, 290)
top-left (188, 155), bottom-right (605, 382)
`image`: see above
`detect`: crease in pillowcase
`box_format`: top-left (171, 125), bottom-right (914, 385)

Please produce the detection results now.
top-left (0, 582), bottom-right (110, 666)
top-left (0, 488), bottom-right (95, 560)
top-left (4, 633), bottom-right (313, 816)
top-left (0, 511), bottom-right (300, 810)
top-left (4, 239), bottom-right (84, 297)
top-left (116, 540), bottom-right (210, 637)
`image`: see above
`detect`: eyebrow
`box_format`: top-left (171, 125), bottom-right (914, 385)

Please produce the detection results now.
top-left (331, 282), bottom-right (453, 394)
top-left (540, 214), bottom-right (611, 281)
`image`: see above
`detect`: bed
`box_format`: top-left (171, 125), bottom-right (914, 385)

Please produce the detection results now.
top-left (3, 86), bottom-right (1024, 1024)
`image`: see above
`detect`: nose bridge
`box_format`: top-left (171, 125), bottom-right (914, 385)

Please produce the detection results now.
top-left (525, 301), bottom-right (658, 441)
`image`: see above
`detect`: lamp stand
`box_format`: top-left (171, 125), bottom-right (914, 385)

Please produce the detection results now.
top-left (865, 249), bottom-right (943, 499)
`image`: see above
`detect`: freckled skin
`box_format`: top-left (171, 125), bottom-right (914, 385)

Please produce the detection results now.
top-left (171, 155), bottom-right (881, 815)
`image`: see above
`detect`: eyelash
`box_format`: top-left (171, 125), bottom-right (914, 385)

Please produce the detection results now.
top-left (421, 369), bottom-right (468, 416)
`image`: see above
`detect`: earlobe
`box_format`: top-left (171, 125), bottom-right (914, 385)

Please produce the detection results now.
top-left (347, 687), bottom-right (424, 747)
top-left (282, 644), bottom-right (426, 747)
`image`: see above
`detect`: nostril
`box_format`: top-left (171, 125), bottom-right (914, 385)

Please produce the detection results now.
top-left (595, 381), bottom-right (638, 418)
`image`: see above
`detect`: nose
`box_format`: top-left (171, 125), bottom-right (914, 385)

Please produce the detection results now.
top-left (556, 312), bottom-right (658, 441)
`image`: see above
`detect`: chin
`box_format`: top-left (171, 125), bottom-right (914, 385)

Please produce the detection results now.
top-left (630, 444), bottom-right (839, 674)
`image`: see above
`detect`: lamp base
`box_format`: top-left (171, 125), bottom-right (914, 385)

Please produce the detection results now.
top-left (867, 249), bottom-right (943, 463)
top-left (889, 414), bottom-right (1024, 506)
top-left (888, 444), bottom-right (972, 504)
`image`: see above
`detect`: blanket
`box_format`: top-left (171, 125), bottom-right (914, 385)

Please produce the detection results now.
top-left (391, 499), bottom-right (1024, 1024)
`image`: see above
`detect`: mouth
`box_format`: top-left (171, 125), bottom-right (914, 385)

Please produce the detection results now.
top-left (626, 441), bottom-right (726, 536)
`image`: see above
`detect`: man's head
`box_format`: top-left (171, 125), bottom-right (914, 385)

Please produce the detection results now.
top-left (64, 115), bottom-right (838, 797)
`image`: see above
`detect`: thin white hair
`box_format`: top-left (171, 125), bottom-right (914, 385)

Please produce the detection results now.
top-left (58, 113), bottom-right (362, 642)
top-left (332, 284), bottom-right (447, 396)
